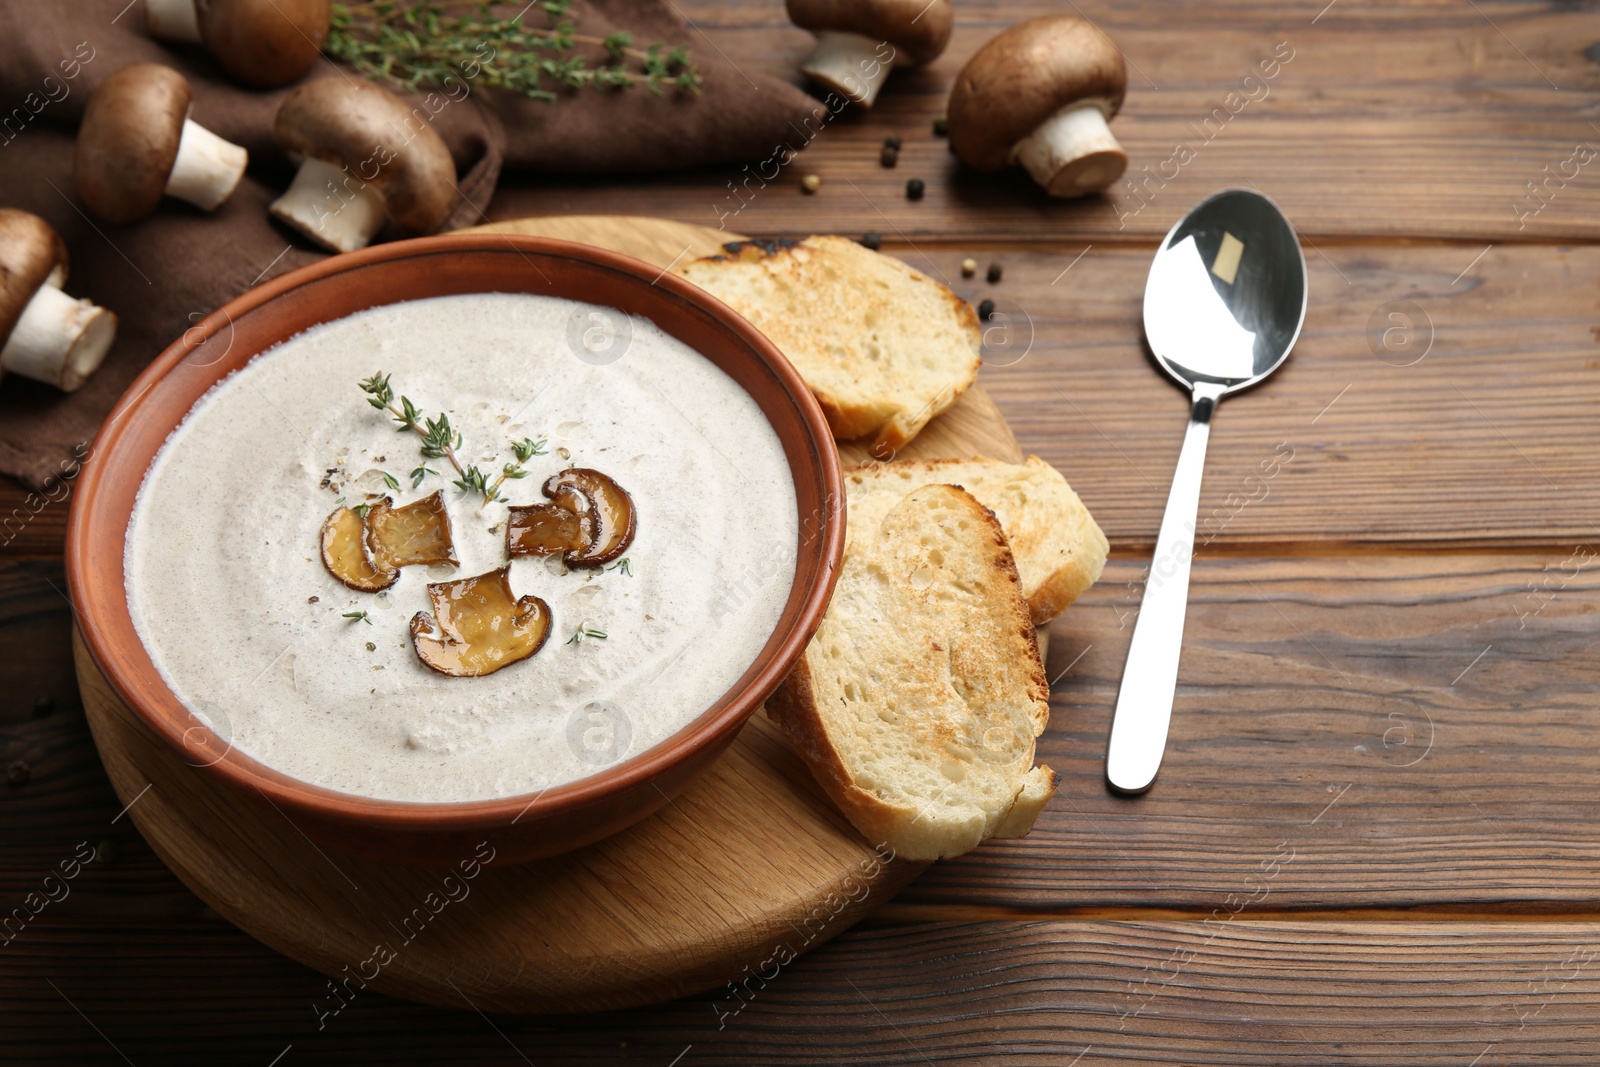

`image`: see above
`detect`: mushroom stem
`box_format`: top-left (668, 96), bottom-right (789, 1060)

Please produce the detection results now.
top-left (268, 157), bottom-right (388, 254)
top-left (802, 31), bottom-right (896, 107)
top-left (164, 119), bottom-right (248, 212)
top-left (145, 0), bottom-right (202, 43)
top-left (0, 284), bottom-right (116, 392)
top-left (1014, 102), bottom-right (1128, 198)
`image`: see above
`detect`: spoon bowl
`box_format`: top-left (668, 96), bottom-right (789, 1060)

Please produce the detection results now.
top-left (1144, 188), bottom-right (1307, 392)
top-left (1105, 189), bottom-right (1308, 794)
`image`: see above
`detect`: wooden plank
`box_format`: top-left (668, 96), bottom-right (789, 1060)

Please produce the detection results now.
top-left (6, 919), bottom-right (1600, 1064)
top-left (965, 240), bottom-right (1600, 551)
top-left (491, 1), bottom-right (1600, 242)
top-left (906, 551), bottom-right (1600, 910)
top-left (2, 0), bottom-right (1597, 1044)
top-left (11, 549), bottom-right (1600, 913)
top-left (0, 483), bottom-right (71, 557)
top-left (8, 239), bottom-right (1600, 556)
top-left (0, 561), bottom-right (199, 917)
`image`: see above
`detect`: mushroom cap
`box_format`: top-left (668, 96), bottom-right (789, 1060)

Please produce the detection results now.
top-left (785, 0), bottom-right (954, 67)
top-left (200, 0), bottom-right (331, 89)
top-left (506, 468), bottom-right (637, 567)
top-left (274, 78), bottom-right (457, 236)
top-left (74, 64), bottom-right (192, 225)
top-left (0, 209), bottom-right (69, 347)
top-left (948, 15), bottom-right (1127, 172)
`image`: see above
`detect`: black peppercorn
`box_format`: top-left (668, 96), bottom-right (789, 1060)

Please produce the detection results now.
top-left (978, 299), bottom-right (996, 320)
top-left (33, 694), bottom-right (54, 717)
top-left (861, 232), bottom-right (883, 251)
top-left (879, 145), bottom-right (898, 168)
top-left (884, 135), bottom-right (902, 150)
top-left (6, 760), bottom-right (30, 787)
top-left (933, 114), bottom-right (948, 136)
top-left (986, 262), bottom-right (1003, 284)
top-left (906, 179), bottom-right (925, 200)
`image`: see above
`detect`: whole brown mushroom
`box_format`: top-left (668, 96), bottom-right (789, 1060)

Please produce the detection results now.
top-left (785, 0), bottom-right (953, 108)
top-left (146, 0), bottom-right (331, 88)
top-left (947, 16), bottom-right (1129, 198)
top-left (269, 78), bottom-right (457, 254)
top-left (74, 64), bottom-right (248, 224)
top-left (0, 210), bottom-right (116, 392)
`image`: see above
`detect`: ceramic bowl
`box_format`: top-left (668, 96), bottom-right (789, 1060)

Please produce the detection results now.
top-left (66, 234), bottom-right (844, 866)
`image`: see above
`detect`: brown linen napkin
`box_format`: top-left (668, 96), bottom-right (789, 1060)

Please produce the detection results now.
top-left (482, 0), bottom-right (819, 172)
top-left (0, 0), bottom-right (822, 489)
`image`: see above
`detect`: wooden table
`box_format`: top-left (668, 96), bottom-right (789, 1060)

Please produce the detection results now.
top-left (7, 1), bottom-right (1600, 1062)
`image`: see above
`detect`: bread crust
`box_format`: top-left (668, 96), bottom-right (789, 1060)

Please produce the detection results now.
top-left (844, 454), bottom-right (1108, 624)
top-left (676, 236), bottom-right (980, 454)
top-left (768, 484), bottom-right (1053, 861)
top-left (766, 654), bottom-right (915, 853)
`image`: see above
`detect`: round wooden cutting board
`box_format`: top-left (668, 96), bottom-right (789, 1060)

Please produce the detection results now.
top-left (76, 216), bottom-right (1025, 1015)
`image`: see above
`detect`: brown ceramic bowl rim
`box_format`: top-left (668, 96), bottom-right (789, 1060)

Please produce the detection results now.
top-left (66, 233), bottom-right (844, 836)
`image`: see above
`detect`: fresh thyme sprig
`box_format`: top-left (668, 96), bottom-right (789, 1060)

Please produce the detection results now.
top-left (480, 437), bottom-right (547, 507)
top-left (361, 372), bottom-right (467, 479)
top-left (359, 374), bottom-right (555, 505)
top-left (418, 414), bottom-right (460, 463)
top-left (343, 610), bottom-right (373, 625)
top-left (606, 557), bottom-right (632, 576)
top-left (566, 623), bottom-right (608, 645)
top-left (326, 1), bottom-right (701, 101)
top-left (362, 372), bottom-right (506, 502)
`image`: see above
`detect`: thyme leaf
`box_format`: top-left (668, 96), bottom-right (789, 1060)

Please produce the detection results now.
top-left (453, 464), bottom-right (493, 498)
top-left (512, 437), bottom-right (548, 463)
top-left (566, 623), bottom-right (608, 645)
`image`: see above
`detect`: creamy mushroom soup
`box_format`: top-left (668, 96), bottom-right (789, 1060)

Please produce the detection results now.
top-left (126, 293), bottom-right (798, 802)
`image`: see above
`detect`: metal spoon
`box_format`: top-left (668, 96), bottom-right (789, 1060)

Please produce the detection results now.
top-left (1105, 189), bottom-right (1308, 794)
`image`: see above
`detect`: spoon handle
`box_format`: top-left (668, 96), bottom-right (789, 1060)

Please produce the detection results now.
top-left (1105, 382), bottom-right (1224, 793)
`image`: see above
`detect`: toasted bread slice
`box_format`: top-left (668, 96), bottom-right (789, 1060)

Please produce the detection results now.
top-left (675, 236), bottom-right (980, 454)
top-left (845, 455), bottom-right (1108, 624)
top-left (768, 483), bottom-right (1054, 861)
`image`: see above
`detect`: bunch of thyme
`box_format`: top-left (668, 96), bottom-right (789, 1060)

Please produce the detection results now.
top-left (326, 0), bottom-right (700, 100)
